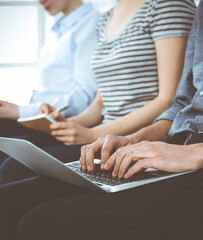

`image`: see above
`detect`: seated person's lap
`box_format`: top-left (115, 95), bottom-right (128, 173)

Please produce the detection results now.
top-left (0, 119), bottom-right (35, 137)
top-left (18, 169), bottom-right (203, 240)
top-left (0, 119), bottom-right (63, 148)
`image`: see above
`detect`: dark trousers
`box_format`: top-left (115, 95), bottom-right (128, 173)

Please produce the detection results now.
top-left (0, 144), bottom-right (83, 240)
top-left (0, 170), bottom-right (202, 240)
top-left (0, 119), bottom-right (38, 138)
top-left (20, 171), bottom-right (203, 240)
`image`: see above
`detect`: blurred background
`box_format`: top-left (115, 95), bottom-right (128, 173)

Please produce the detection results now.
top-left (0, 0), bottom-right (200, 105)
top-left (0, 0), bottom-right (116, 105)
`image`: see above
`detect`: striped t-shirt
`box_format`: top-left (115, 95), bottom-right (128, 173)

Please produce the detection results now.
top-left (91, 0), bottom-right (196, 123)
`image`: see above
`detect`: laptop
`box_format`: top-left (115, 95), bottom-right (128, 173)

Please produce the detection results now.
top-left (0, 137), bottom-right (192, 193)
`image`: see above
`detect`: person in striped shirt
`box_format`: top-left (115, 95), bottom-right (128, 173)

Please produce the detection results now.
top-left (5, 0), bottom-right (195, 149)
top-left (42, 0), bottom-right (196, 145)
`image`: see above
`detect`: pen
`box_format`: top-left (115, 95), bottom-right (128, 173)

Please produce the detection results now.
top-left (57, 106), bottom-right (69, 113)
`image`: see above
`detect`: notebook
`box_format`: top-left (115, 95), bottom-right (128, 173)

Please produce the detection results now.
top-left (18, 114), bottom-right (56, 134)
top-left (0, 137), bottom-right (193, 193)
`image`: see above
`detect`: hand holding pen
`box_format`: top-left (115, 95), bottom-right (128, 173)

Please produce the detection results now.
top-left (57, 105), bottom-right (69, 113)
top-left (38, 103), bottom-right (69, 122)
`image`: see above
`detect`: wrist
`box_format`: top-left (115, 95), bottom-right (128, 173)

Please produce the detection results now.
top-left (126, 131), bottom-right (144, 144)
top-left (126, 126), bottom-right (154, 144)
top-left (88, 127), bottom-right (100, 143)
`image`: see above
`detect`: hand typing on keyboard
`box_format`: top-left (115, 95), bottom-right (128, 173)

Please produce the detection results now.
top-left (80, 135), bottom-right (199, 179)
top-left (103, 141), bottom-right (198, 179)
top-left (80, 135), bottom-right (132, 172)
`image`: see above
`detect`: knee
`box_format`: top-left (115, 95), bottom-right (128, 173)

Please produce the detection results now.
top-left (18, 202), bottom-right (63, 240)
top-left (18, 207), bottom-right (42, 240)
top-left (18, 198), bottom-right (85, 240)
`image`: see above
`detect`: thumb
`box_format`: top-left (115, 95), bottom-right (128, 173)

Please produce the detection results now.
top-left (40, 103), bottom-right (50, 114)
top-left (38, 110), bottom-right (44, 115)
top-left (50, 111), bottom-right (61, 120)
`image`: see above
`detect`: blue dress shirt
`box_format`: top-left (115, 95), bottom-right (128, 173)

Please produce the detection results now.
top-left (18, 4), bottom-right (100, 118)
top-left (156, 0), bottom-right (203, 143)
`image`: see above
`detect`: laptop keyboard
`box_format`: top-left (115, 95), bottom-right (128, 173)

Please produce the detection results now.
top-left (68, 162), bottom-right (172, 186)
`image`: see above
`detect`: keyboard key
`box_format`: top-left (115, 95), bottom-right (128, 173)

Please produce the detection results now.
top-left (68, 162), bottom-right (172, 186)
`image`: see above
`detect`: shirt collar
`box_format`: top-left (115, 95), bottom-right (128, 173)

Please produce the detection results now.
top-left (51, 3), bottom-right (94, 38)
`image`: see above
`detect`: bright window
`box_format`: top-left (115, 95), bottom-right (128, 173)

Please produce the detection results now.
top-left (0, 0), bottom-right (45, 105)
top-left (0, 6), bottom-right (38, 63)
top-left (0, 0), bottom-right (116, 105)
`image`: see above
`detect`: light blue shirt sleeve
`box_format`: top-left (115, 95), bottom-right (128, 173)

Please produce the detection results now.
top-left (18, 4), bottom-right (100, 118)
top-left (19, 103), bottom-right (41, 118)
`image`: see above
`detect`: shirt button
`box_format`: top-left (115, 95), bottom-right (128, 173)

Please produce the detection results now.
top-left (200, 91), bottom-right (203, 96)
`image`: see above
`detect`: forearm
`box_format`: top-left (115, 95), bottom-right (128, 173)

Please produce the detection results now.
top-left (54, 88), bottom-right (96, 118)
top-left (69, 91), bottom-right (103, 128)
top-left (126, 119), bottom-right (172, 143)
top-left (69, 105), bottom-right (103, 128)
top-left (91, 96), bottom-right (172, 140)
top-left (194, 143), bottom-right (203, 169)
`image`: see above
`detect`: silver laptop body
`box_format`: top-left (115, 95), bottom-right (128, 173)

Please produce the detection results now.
top-left (0, 137), bottom-right (192, 193)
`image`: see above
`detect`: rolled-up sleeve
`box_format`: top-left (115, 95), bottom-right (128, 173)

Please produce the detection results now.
top-left (155, 104), bottom-right (183, 122)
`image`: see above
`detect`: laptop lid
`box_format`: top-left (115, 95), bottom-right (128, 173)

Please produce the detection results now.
top-left (0, 137), bottom-right (192, 193)
top-left (0, 137), bottom-right (102, 192)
